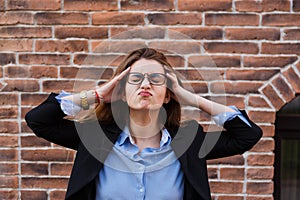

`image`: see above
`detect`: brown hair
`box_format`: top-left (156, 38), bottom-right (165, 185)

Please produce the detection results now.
top-left (86, 48), bottom-right (182, 130)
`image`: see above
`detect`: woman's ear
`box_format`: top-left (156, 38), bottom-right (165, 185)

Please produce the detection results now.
top-left (164, 91), bottom-right (171, 104)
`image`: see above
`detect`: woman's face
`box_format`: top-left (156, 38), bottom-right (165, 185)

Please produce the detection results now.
top-left (124, 58), bottom-right (169, 111)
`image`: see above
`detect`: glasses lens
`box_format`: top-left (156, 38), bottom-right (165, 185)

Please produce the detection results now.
top-left (127, 73), bottom-right (166, 85)
top-left (149, 73), bottom-right (166, 85)
top-left (128, 73), bottom-right (143, 84)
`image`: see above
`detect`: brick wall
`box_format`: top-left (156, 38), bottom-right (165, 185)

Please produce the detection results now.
top-left (1, 0), bottom-right (300, 199)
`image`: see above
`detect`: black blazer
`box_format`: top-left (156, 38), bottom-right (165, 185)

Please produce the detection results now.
top-left (25, 93), bottom-right (262, 200)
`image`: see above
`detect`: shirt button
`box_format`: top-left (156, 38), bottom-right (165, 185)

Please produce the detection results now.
top-left (139, 188), bottom-right (144, 193)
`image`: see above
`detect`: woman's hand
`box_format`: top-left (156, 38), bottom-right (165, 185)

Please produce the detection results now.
top-left (96, 67), bottom-right (131, 103)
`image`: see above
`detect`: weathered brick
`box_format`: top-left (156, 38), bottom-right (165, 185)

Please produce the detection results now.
top-left (0, 190), bottom-right (18, 199)
top-left (207, 155), bottom-right (244, 165)
top-left (110, 27), bottom-right (165, 39)
top-left (182, 82), bottom-right (208, 93)
top-left (188, 55), bottom-right (241, 68)
top-left (226, 69), bottom-right (279, 81)
top-left (262, 14), bottom-right (300, 26)
top-left (248, 110), bottom-right (276, 123)
top-left (60, 67), bottom-right (113, 80)
top-left (247, 167), bottom-right (274, 180)
top-left (250, 139), bottom-right (274, 152)
top-left (49, 190), bottom-right (66, 200)
top-left (204, 42), bottom-right (258, 54)
top-left (272, 75), bottom-right (294, 102)
top-left (225, 28), bottom-right (280, 40)
top-left (0, 93), bottom-right (18, 105)
top-left (7, 0), bottom-right (60, 10)
top-left (0, 149), bottom-right (18, 161)
top-left (22, 177), bottom-right (69, 189)
top-left (210, 181), bottom-right (243, 194)
top-left (244, 56), bottom-right (297, 68)
top-left (35, 12), bottom-right (88, 25)
top-left (51, 163), bottom-right (72, 176)
top-left (178, 69), bottom-right (224, 81)
top-left (42, 80), bottom-right (95, 93)
top-left (0, 136), bottom-right (18, 147)
top-left (0, 121), bottom-right (19, 133)
top-left (0, 39), bottom-right (33, 51)
top-left (0, 0), bottom-right (4, 10)
top-left (64, 0), bottom-right (118, 11)
top-left (261, 43), bottom-right (300, 54)
top-left (220, 168), bottom-right (244, 180)
top-left (19, 54), bottom-right (70, 65)
top-left (149, 41), bottom-right (200, 54)
top-left (21, 120), bottom-right (34, 132)
top-left (235, 0), bottom-right (290, 12)
top-left (207, 167), bottom-right (218, 179)
top-left (248, 95), bottom-right (270, 108)
top-left (55, 27), bottom-right (108, 39)
top-left (148, 13), bottom-right (202, 25)
top-left (169, 27), bottom-right (222, 40)
top-left (261, 84), bottom-right (285, 110)
top-left (247, 182), bottom-right (273, 194)
top-left (260, 125), bottom-right (275, 137)
top-left (5, 66), bottom-right (58, 78)
top-left (21, 191), bottom-right (47, 200)
top-left (218, 197), bottom-right (244, 200)
top-left (0, 27), bottom-right (52, 38)
top-left (0, 12), bottom-right (33, 25)
top-left (247, 154), bottom-right (274, 166)
top-left (0, 107), bottom-right (18, 119)
top-left (21, 149), bottom-right (75, 162)
top-left (0, 176), bottom-right (18, 188)
top-left (210, 81), bottom-right (262, 94)
top-left (246, 197), bottom-right (274, 200)
top-left (21, 93), bottom-right (48, 106)
top-left (294, 0), bottom-right (300, 11)
top-left (36, 40), bottom-right (88, 52)
top-left (283, 28), bottom-right (300, 40)
top-left (178, 0), bottom-right (232, 11)
top-left (91, 41), bottom-right (147, 53)
top-left (0, 53), bottom-right (15, 65)
top-left (21, 163), bottom-right (49, 175)
top-left (21, 135), bottom-right (51, 147)
top-left (93, 12), bottom-right (144, 25)
top-left (0, 163), bottom-right (18, 175)
top-left (166, 56), bottom-right (185, 68)
top-left (74, 54), bottom-right (122, 66)
top-left (282, 66), bottom-right (300, 93)
top-left (121, 0), bottom-right (174, 11)
top-left (2, 80), bottom-right (39, 92)
top-left (206, 14), bottom-right (259, 26)
top-left (208, 96), bottom-right (245, 109)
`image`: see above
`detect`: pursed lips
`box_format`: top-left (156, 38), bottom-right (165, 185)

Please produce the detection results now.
top-left (138, 91), bottom-right (152, 97)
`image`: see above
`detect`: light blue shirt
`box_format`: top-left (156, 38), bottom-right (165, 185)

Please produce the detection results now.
top-left (55, 91), bottom-right (251, 199)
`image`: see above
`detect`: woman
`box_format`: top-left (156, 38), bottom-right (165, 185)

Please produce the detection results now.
top-left (25, 48), bottom-right (262, 200)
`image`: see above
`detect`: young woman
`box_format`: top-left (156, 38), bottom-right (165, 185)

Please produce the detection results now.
top-left (25, 48), bottom-right (262, 200)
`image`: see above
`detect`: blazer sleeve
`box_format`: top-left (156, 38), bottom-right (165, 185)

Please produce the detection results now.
top-left (25, 93), bottom-right (80, 150)
top-left (205, 110), bottom-right (263, 160)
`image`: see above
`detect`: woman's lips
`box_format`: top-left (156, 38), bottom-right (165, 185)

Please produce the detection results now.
top-left (139, 91), bottom-right (152, 97)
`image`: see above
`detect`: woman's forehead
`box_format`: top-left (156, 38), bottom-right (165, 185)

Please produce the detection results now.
top-left (130, 58), bottom-right (165, 73)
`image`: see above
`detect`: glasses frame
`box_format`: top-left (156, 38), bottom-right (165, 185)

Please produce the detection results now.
top-left (127, 72), bottom-right (167, 86)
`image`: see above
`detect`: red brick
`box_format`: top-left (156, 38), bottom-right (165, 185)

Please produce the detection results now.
top-left (36, 40), bottom-right (88, 52)
top-left (42, 80), bottom-right (95, 93)
top-left (178, 0), bottom-right (232, 11)
top-left (207, 155), bottom-right (244, 165)
top-left (64, 0), bottom-right (118, 11)
top-left (188, 55), bottom-right (241, 68)
top-left (247, 167), bottom-right (274, 180)
top-left (74, 54), bottom-right (121, 66)
top-left (250, 139), bottom-right (274, 152)
top-left (262, 14), bottom-right (300, 26)
top-left (21, 93), bottom-right (48, 106)
top-left (235, 0), bottom-right (290, 12)
top-left (55, 27), bottom-right (108, 39)
top-left (283, 28), bottom-right (300, 40)
top-left (169, 27), bottom-right (222, 40)
top-left (22, 177), bottom-right (68, 189)
top-left (21, 135), bottom-right (51, 147)
top-left (210, 181), bottom-right (243, 194)
top-left (0, 190), bottom-right (18, 199)
top-left (183, 82), bottom-right (208, 94)
top-left (149, 41), bottom-right (200, 54)
top-left (0, 136), bottom-right (18, 147)
top-left (248, 95), bottom-right (270, 108)
top-left (246, 196), bottom-right (274, 200)
top-left (282, 66), bottom-right (300, 93)
top-left (7, 0), bottom-right (60, 10)
top-left (21, 121), bottom-right (34, 132)
top-left (204, 42), bottom-right (258, 54)
top-left (260, 125), bottom-right (275, 137)
top-left (0, 39), bottom-right (33, 51)
top-left (51, 163), bottom-right (72, 176)
top-left (211, 81), bottom-right (262, 94)
top-left (178, 69), bottom-right (224, 81)
top-left (21, 191), bottom-right (47, 200)
top-left (19, 54), bottom-right (70, 65)
top-left (261, 43), bottom-right (300, 54)
top-left (167, 56), bottom-right (185, 68)
top-left (220, 167), bottom-right (244, 180)
top-left (248, 110), bottom-right (276, 123)
top-left (226, 69), bottom-right (279, 81)
top-left (0, 107), bottom-right (18, 119)
top-left (2, 80), bottom-right (39, 92)
top-left (225, 28), bottom-right (280, 40)
top-left (0, 27), bottom-right (52, 38)
top-left (247, 154), bottom-right (274, 166)
top-left (208, 96), bottom-right (245, 109)
top-left (0, 163), bottom-right (18, 175)
top-left (60, 67), bottom-right (113, 80)
top-left (5, 66), bottom-right (58, 78)
top-left (247, 182), bottom-right (273, 194)
top-left (272, 75), bottom-right (294, 102)
top-left (110, 27), bottom-right (165, 39)
top-left (0, 53), bottom-right (15, 65)
top-left (206, 14), bottom-right (259, 26)
top-left (0, 176), bottom-right (18, 188)
top-left (294, 0), bottom-right (300, 11)
top-left (93, 12), bottom-right (144, 25)
top-left (21, 163), bottom-right (49, 175)
top-left (0, 12), bottom-right (33, 25)
top-left (0, 121), bottom-right (19, 133)
top-left (50, 190), bottom-right (66, 200)
top-left (218, 196), bottom-right (244, 200)
top-left (148, 13), bottom-right (202, 25)
top-left (0, 94), bottom-right (18, 105)
top-left (21, 149), bottom-right (75, 162)
top-left (91, 41), bottom-right (147, 53)
top-left (244, 56), bottom-right (297, 68)
top-left (207, 167), bottom-right (218, 179)
top-left (121, 0), bottom-right (174, 11)
top-left (0, 149), bottom-right (17, 161)
top-left (261, 84), bottom-right (285, 110)
top-left (35, 12), bottom-right (88, 25)
top-left (0, 0), bottom-right (4, 10)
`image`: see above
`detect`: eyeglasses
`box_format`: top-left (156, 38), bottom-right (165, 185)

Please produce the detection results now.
top-left (127, 72), bottom-right (166, 85)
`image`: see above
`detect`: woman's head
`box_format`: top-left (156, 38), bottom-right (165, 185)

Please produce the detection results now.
top-left (96, 48), bottom-right (181, 130)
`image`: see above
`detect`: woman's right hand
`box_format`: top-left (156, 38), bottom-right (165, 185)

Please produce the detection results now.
top-left (96, 67), bottom-right (131, 103)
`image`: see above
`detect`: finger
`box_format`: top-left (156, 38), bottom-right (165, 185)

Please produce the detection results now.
top-left (166, 72), bottom-right (178, 84)
top-left (116, 67), bottom-right (131, 81)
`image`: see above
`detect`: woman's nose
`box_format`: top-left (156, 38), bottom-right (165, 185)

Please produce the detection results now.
top-left (140, 76), bottom-right (151, 89)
